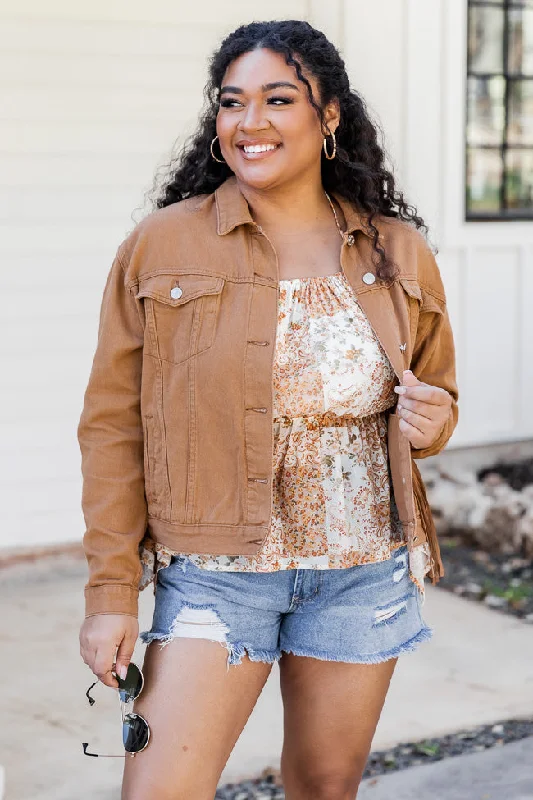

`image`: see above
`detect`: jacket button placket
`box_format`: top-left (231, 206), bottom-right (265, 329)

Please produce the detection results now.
top-left (243, 234), bottom-right (278, 530)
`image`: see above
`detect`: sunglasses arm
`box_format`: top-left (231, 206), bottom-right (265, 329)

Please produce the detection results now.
top-left (82, 742), bottom-right (129, 758)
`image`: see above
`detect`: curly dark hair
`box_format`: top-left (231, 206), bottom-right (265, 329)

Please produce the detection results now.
top-left (150, 19), bottom-right (428, 281)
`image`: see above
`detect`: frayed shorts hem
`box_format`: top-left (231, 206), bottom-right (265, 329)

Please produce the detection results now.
top-left (140, 629), bottom-right (283, 669)
top-left (140, 624), bottom-right (434, 668)
top-left (279, 624), bottom-right (434, 665)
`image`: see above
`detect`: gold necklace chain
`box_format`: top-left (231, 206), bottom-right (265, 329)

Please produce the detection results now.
top-left (324, 190), bottom-right (347, 242)
top-left (250, 189), bottom-right (346, 242)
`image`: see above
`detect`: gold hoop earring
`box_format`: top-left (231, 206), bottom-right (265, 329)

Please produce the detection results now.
top-left (210, 135), bottom-right (226, 164)
top-left (323, 130), bottom-right (337, 160)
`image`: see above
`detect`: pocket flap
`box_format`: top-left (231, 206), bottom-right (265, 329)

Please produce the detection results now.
top-left (398, 277), bottom-right (422, 301)
top-left (420, 287), bottom-right (445, 314)
top-left (136, 273), bottom-right (224, 306)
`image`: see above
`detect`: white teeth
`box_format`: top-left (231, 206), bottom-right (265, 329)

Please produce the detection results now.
top-left (243, 144), bottom-right (278, 153)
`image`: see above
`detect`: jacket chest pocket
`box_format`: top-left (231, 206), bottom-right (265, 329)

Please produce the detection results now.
top-left (135, 273), bottom-right (225, 365)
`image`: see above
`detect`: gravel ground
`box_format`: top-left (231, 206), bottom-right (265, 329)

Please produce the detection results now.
top-left (478, 456), bottom-right (533, 491)
top-left (215, 718), bottom-right (533, 798)
top-left (437, 536), bottom-right (533, 620)
top-left (434, 456), bottom-right (533, 620)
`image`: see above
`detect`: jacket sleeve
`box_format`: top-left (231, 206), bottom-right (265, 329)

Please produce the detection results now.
top-left (409, 239), bottom-right (459, 460)
top-left (77, 246), bottom-right (146, 618)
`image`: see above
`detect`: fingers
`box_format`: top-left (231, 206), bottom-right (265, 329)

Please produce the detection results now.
top-left (396, 393), bottom-right (444, 445)
top-left (397, 398), bottom-right (434, 422)
top-left (398, 404), bottom-right (447, 449)
top-left (399, 416), bottom-right (444, 450)
top-left (395, 384), bottom-right (450, 405)
top-left (95, 668), bottom-right (120, 689)
top-left (396, 390), bottom-right (450, 432)
top-left (397, 402), bottom-right (442, 437)
top-left (80, 645), bottom-right (119, 689)
top-left (398, 414), bottom-right (427, 442)
top-left (393, 373), bottom-right (452, 451)
top-left (115, 628), bottom-right (137, 681)
top-left (94, 656), bottom-right (120, 688)
top-left (83, 640), bottom-right (119, 688)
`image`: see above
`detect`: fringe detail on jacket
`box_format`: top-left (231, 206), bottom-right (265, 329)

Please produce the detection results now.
top-left (411, 460), bottom-right (445, 584)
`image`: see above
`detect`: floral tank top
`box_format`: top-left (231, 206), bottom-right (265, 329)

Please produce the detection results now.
top-left (139, 270), bottom-right (409, 590)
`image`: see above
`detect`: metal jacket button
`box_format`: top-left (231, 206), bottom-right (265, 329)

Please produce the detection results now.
top-left (170, 286), bottom-right (183, 299)
top-left (346, 234), bottom-right (355, 246)
top-left (362, 272), bottom-right (376, 285)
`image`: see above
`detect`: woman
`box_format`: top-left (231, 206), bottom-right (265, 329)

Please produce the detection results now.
top-left (78, 19), bottom-right (458, 800)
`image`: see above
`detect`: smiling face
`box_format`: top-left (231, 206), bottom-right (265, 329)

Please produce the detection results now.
top-left (216, 48), bottom-right (339, 192)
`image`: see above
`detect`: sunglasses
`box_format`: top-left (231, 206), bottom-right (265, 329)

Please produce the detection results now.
top-left (82, 662), bottom-right (150, 758)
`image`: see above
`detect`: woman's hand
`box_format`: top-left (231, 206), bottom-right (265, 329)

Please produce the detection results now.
top-left (80, 614), bottom-right (139, 688)
top-left (394, 369), bottom-right (452, 450)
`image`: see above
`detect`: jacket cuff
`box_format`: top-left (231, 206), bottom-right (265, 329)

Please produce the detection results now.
top-left (84, 584), bottom-right (139, 618)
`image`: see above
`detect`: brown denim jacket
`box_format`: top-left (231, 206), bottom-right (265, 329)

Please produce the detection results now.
top-left (78, 175), bottom-right (459, 618)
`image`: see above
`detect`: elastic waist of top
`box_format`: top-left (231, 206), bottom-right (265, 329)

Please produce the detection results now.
top-left (272, 409), bottom-right (387, 431)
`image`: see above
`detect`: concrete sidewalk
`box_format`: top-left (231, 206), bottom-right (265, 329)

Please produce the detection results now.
top-left (1, 554), bottom-right (533, 799)
top-left (358, 735), bottom-right (533, 799)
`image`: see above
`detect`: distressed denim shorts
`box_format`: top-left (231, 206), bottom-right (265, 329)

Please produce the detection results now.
top-left (139, 544), bottom-right (433, 669)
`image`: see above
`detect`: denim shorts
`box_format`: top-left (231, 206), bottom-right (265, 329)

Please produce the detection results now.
top-left (139, 544), bottom-right (433, 669)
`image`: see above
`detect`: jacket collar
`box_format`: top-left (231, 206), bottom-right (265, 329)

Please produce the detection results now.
top-left (215, 175), bottom-right (373, 239)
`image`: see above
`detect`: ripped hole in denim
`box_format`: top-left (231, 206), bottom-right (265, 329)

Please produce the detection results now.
top-left (392, 549), bottom-right (408, 583)
top-left (140, 602), bottom-right (281, 671)
top-left (372, 593), bottom-right (411, 627)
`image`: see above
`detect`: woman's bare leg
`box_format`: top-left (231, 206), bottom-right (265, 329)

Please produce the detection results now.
top-left (121, 638), bottom-right (273, 800)
top-left (279, 653), bottom-right (398, 799)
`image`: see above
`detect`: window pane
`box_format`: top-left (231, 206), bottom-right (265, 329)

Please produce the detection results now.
top-left (467, 76), bottom-right (505, 144)
top-left (506, 149), bottom-right (533, 209)
top-left (468, 6), bottom-right (505, 73)
top-left (508, 8), bottom-right (533, 74)
top-left (508, 79), bottom-right (533, 143)
top-left (510, 1), bottom-right (533, 8)
top-left (467, 148), bottom-right (503, 213)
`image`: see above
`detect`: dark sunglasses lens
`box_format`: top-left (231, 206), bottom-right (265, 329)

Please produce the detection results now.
top-left (117, 663), bottom-right (143, 703)
top-left (123, 713), bottom-right (149, 753)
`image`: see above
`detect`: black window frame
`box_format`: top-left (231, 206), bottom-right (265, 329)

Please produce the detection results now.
top-left (466, 0), bottom-right (533, 221)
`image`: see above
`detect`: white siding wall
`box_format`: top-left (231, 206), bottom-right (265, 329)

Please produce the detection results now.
top-left (2, 0), bottom-right (530, 551)
top-left (0, 2), bottom-right (310, 550)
